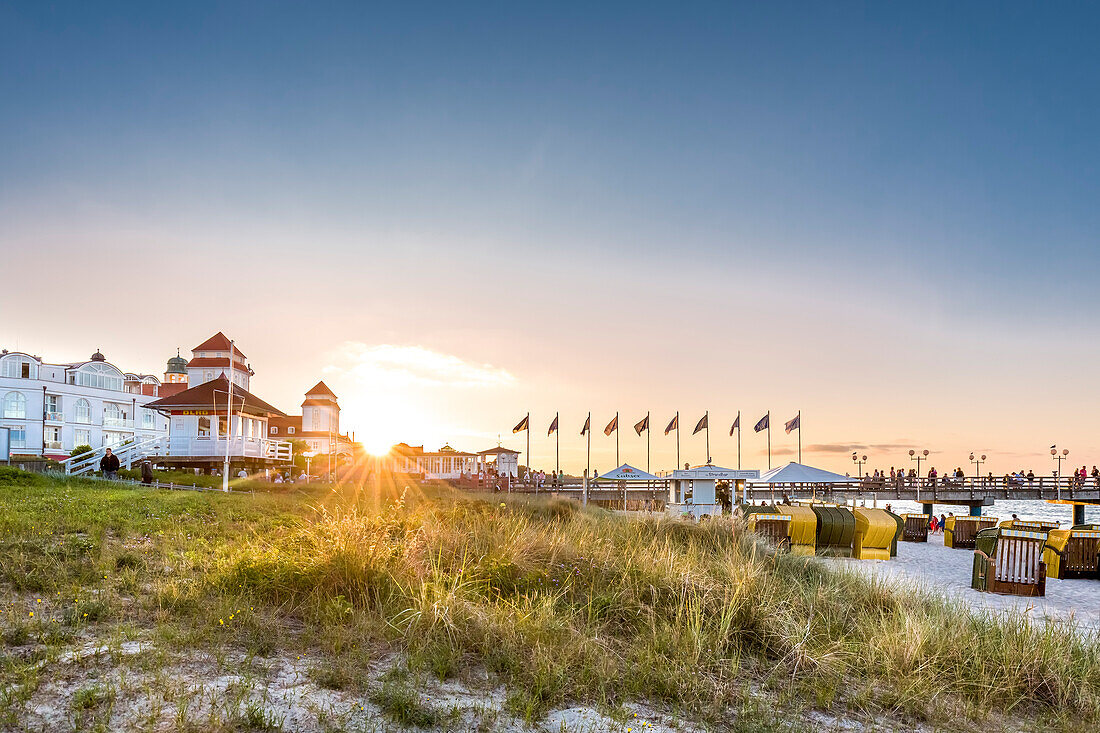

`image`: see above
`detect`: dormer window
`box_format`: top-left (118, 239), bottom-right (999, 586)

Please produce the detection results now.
top-left (288, 427), bottom-right (295, 435)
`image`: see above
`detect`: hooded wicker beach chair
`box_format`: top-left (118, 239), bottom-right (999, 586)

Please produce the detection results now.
top-left (971, 527), bottom-right (1047, 597)
top-left (852, 508), bottom-right (896, 561)
top-left (901, 513), bottom-right (929, 542)
top-left (1044, 526), bottom-right (1100, 579)
top-left (812, 505), bottom-right (856, 557)
top-left (777, 505), bottom-right (817, 556)
top-left (747, 512), bottom-right (792, 552)
top-left (945, 515), bottom-right (998, 549)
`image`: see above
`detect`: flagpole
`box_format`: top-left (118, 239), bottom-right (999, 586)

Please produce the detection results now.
top-left (586, 412), bottom-right (591, 478)
top-left (555, 411), bottom-right (559, 480)
top-left (705, 410), bottom-right (710, 464)
top-left (676, 411), bottom-right (680, 470)
top-left (736, 410), bottom-right (741, 469)
top-left (797, 410), bottom-right (801, 464)
top-left (525, 411), bottom-right (529, 495)
top-left (615, 411), bottom-right (619, 466)
top-left (765, 407), bottom-right (774, 471)
top-left (646, 411), bottom-right (651, 473)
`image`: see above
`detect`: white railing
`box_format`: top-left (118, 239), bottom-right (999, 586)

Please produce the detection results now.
top-left (44, 411), bottom-right (63, 421)
top-left (103, 417), bottom-right (134, 429)
top-left (60, 435), bottom-right (167, 476)
top-left (165, 436), bottom-right (292, 461)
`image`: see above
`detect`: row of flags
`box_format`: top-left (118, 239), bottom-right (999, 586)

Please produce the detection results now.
top-left (514, 412), bottom-right (801, 436)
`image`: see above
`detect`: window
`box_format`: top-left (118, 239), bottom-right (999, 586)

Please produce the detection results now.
top-left (197, 416), bottom-right (211, 437)
top-left (270, 426), bottom-right (277, 435)
top-left (103, 431), bottom-right (125, 447)
top-left (287, 426), bottom-right (295, 435)
top-left (74, 429), bottom-right (91, 447)
top-left (1, 357), bottom-right (35, 379)
top-left (311, 410), bottom-right (321, 431)
top-left (74, 399), bottom-right (91, 424)
top-left (43, 426), bottom-right (61, 450)
top-left (103, 403), bottom-right (124, 427)
top-left (142, 409), bottom-right (155, 428)
top-left (76, 363), bottom-right (123, 391)
top-left (44, 395), bottom-right (61, 421)
top-left (3, 392), bottom-right (26, 419)
top-left (218, 416), bottom-right (228, 437)
top-left (9, 427), bottom-right (26, 449)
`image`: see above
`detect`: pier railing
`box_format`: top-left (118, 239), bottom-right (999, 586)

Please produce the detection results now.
top-left (493, 474), bottom-right (1100, 505)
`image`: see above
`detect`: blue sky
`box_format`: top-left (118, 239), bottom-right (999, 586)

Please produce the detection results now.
top-left (3, 2), bottom-right (1099, 470)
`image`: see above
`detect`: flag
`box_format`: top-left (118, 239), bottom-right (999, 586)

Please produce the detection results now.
top-left (581, 415), bottom-right (590, 435)
top-left (754, 414), bottom-right (769, 432)
top-left (548, 415), bottom-right (558, 436)
top-left (604, 416), bottom-right (618, 436)
top-left (664, 415), bottom-right (678, 435)
top-left (729, 414), bottom-right (740, 436)
top-left (513, 415), bottom-right (529, 433)
top-left (693, 414), bottom-right (708, 435)
top-left (784, 414), bottom-right (800, 434)
top-left (634, 415), bottom-right (649, 435)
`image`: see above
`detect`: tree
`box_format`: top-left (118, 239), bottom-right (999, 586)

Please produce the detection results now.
top-left (290, 440), bottom-right (310, 470)
top-left (71, 445), bottom-right (93, 458)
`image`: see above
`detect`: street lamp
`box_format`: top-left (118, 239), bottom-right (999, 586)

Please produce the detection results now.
top-left (970, 452), bottom-right (986, 477)
top-left (1052, 446), bottom-right (1069, 484)
top-left (910, 448), bottom-right (929, 476)
top-left (303, 451), bottom-right (316, 482)
top-left (852, 452), bottom-right (868, 477)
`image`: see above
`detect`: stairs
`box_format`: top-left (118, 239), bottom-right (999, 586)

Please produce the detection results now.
top-left (60, 436), bottom-right (168, 476)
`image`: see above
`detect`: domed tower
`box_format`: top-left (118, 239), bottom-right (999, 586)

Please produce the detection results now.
top-left (90, 349), bottom-right (106, 362)
top-left (164, 349), bottom-right (188, 384)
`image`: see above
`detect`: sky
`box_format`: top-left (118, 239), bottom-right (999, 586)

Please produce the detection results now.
top-left (2, 2), bottom-right (1100, 475)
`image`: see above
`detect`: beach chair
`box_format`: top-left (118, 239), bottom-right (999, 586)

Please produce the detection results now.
top-left (1044, 527), bottom-right (1100, 579)
top-left (852, 508), bottom-right (896, 561)
top-left (812, 505), bottom-right (856, 557)
top-left (972, 528), bottom-right (1047, 597)
top-left (747, 513), bottom-right (792, 552)
top-left (945, 516), bottom-right (998, 549)
top-left (999, 519), bottom-right (1060, 536)
top-left (885, 510), bottom-right (904, 557)
top-left (901, 513), bottom-right (929, 542)
top-left (777, 505), bottom-right (817, 556)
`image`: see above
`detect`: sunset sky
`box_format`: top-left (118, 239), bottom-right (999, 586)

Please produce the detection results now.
top-left (3, 3), bottom-right (1100, 474)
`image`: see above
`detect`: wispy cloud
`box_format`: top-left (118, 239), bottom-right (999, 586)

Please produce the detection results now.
top-left (325, 343), bottom-right (517, 389)
top-left (806, 442), bottom-right (919, 454)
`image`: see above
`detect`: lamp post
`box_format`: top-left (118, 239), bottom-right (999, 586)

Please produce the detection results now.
top-left (1052, 446), bottom-right (1069, 485)
top-left (970, 452), bottom-right (986, 478)
top-left (852, 452), bottom-right (867, 478)
top-left (303, 451), bottom-right (315, 482)
top-left (909, 448), bottom-right (929, 476)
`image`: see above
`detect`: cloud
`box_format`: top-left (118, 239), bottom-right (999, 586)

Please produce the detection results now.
top-left (806, 442), bottom-right (920, 454)
top-left (325, 343), bottom-right (517, 389)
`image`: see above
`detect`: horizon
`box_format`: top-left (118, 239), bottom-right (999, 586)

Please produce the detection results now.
top-left (4, 3), bottom-right (1100, 475)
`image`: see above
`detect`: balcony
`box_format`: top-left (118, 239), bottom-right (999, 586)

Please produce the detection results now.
top-left (44, 411), bottom-right (63, 422)
top-left (44, 440), bottom-right (63, 451)
top-left (103, 417), bottom-right (134, 429)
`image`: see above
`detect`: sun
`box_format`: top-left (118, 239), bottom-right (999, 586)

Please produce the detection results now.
top-left (357, 431), bottom-right (398, 457)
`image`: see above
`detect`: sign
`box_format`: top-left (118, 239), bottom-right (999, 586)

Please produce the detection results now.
top-left (177, 410), bottom-right (215, 416)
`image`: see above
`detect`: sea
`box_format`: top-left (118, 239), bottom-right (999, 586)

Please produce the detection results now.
top-left (873, 499), bottom-right (1100, 526)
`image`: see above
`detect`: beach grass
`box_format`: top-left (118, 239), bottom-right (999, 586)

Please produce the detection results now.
top-left (0, 465), bottom-right (1098, 730)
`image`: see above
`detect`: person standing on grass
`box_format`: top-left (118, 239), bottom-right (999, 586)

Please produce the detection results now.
top-left (99, 448), bottom-right (120, 480)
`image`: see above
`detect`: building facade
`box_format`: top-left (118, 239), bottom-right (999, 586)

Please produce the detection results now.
top-left (0, 348), bottom-right (169, 459)
top-left (268, 381), bottom-right (355, 455)
top-left (388, 443), bottom-right (520, 479)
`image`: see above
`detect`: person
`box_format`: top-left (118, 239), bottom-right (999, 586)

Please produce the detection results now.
top-left (140, 460), bottom-right (153, 485)
top-left (885, 503), bottom-right (893, 514)
top-left (1026, 470), bottom-right (1035, 482)
top-left (940, 514), bottom-right (947, 533)
top-left (99, 448), bottom-right (120, 480)
top-left (237, 468), bottom-right (248, 479)
top-left (274, 473), bottom-right (283, 484)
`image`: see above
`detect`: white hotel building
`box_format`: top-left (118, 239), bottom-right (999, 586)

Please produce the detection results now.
top-left (0, 348), bottom-right (169, 459)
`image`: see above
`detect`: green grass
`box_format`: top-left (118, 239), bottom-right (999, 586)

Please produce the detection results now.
top-left (0, 467), bottom-right (1098, 730)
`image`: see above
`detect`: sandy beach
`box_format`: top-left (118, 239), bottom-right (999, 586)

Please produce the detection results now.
top-left (824, 532), bottom-right (1100, 633)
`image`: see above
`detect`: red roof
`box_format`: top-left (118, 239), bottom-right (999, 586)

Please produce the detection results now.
top-left (157, 383), bottom-right (188, 399)
top-left (192, 332), bottom-right (247, 358)
top-left (306, 381), bottom-right (337, 398)
top-left (186, 357), bottom-right (251, 371)
top-left (144, 376), bottom-right (285, 417)
top-left (301, 399), bottom-right (341, 408)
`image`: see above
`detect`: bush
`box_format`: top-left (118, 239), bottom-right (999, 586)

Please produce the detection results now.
top-left (70, 444), bottom-right (93, 458)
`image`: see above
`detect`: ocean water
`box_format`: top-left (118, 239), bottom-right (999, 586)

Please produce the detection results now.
top-left (875, 498), bottom-right (1100, 526)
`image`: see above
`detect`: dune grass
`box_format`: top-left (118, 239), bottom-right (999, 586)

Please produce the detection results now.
top-left (0, 467), bottom-right (1098, 730)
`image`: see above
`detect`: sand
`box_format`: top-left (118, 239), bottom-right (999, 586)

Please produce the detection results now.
top-left (823, 533), bottom-right (1100, 632)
